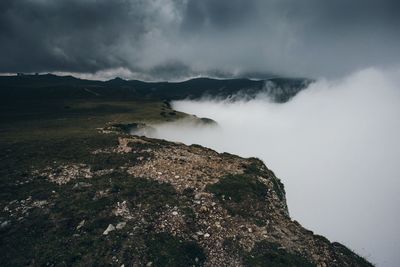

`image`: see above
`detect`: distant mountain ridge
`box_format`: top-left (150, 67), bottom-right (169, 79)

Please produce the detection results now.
top-left (0, 74), bottom-right (311, 103)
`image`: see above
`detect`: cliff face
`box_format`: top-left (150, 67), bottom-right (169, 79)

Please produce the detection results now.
top-left (1, 134), bottom-right (371, 266)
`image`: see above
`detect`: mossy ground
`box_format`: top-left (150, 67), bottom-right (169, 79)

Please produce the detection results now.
top-left (243, 241), bottom-right (315, 267)
top-left (0, 94), bottom-right (200, 266)
top-left (0, 165), bottom-right (201, 266)
top-left (331, 242), bottom-right (374, 267)
top-left (206, 173), bottom-right (269, 225)
top-left (146, 232), bottom-right (206, 266)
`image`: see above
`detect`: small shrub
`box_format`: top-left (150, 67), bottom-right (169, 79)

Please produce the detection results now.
top-left (332, 242), bottom-right (374, 267)
top-left (243, 241), bottom-right (315, 267)
top-left (207, 174), bottom-right (267, 203)
top-left (206, 174), bottom-right (268, 224)
top-left (146, 233), bottom-right (206, 267)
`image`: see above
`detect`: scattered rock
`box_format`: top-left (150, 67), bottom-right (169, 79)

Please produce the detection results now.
top-left (12, 135), bottom-right (372, 267)
top-left (116, 222), bottom-right (126, 230)
top-left (76, 220), bottom-right (85, 230)
top-left (199, 206), bottom-right (208, 213)
top-left (103, 224), bottom-right (116, 235)
top-left (34, 164), bottom-right (93, 185)
top-left (127, 142), bottom-right (247, 192)
top-left (113, 201), bottom-right (134, 220)
top-left (2, 198), bottom-right (49, 220)
top-left (1, 220), bottom-right (10, 228)
top-left (73, 182), bottom-right (92, 189)
top-left (94, 169), bottom-right (115, 176)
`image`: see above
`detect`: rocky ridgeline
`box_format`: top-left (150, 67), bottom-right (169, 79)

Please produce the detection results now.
top-left (0, 135), bottom-right (372, 266)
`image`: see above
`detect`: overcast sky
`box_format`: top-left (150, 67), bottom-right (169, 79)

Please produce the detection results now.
top-left (1, 0), bottom-right (399, 80)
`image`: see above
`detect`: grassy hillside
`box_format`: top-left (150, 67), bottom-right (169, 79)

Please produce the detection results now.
top-left (0, 73), bottom-right (310, 143)
top-left (0, 74), bottom-right (372, 267)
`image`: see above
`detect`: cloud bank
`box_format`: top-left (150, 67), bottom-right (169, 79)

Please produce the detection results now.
top-left (1, 0), bottom-right (400, 79)
top-left (146, 67), bottom-right (400, 266)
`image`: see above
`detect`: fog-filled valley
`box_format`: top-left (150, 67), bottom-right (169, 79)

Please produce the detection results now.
top-left (144, 67), bottom-right (400, 267)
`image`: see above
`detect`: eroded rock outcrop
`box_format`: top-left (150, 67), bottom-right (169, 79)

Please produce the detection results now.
top-left (2, 135), bottom-right (372, 266)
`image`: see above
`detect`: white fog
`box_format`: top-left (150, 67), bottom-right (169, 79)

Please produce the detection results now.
top-left (143, 67), bottom-right (400, 266)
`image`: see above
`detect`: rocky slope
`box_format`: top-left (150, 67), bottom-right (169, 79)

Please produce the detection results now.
top-left (1, 133), bottom-right (372, 266)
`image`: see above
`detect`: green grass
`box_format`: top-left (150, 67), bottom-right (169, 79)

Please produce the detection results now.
top-left (331, 242), bottom-right (374, 267)
top-left (0, 87), bottom-right (198, 266)
top-left (207, 174), bottom-right (267, 203)
top-left (245, 159), bottom-right (286, 201)
top-left (0, 98), bottom-right (186, 143)
top-left (206, 174), bottom-right (269, 225)
top-left (146, 232), bottom-right (206, 267)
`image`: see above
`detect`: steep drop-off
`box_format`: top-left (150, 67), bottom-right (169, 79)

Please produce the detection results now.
top-left (0, 133), bottom-right (372, 266)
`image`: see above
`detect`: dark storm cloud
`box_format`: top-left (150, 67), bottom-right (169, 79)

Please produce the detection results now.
top-left (0, 0), bottom-right (399, 79)
top-left (181, 0), bottom-right (255, 31)
top-left (147, 61), bottom-right (195, 81)
top-left (178, 0), bottom-right (400, 77)
top-left (0, 0), bottom-right (148, 73)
